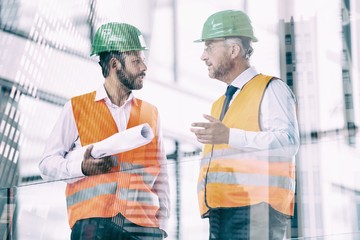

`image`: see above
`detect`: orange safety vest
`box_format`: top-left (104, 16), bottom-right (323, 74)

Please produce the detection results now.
top-left (198, 74), bottom-right (296, 217)
top-left (66, 91), bottom-right (161, 229)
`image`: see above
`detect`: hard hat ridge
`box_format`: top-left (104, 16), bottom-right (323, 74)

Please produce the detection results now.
top-left (91, 22), bottom-right (148, 56)
top-left (194, 10), bottom-right (258, 42)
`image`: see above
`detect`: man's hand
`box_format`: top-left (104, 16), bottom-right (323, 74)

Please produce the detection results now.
top-left (190, 114), bottom-right (230, 144)
top-left (81, 145), bottom-right (115, 176)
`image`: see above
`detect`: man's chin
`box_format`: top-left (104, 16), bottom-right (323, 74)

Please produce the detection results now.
top-left (208, 73), bottom-right (216, 79)
top-left (132, 84), bottom-right (143, 90)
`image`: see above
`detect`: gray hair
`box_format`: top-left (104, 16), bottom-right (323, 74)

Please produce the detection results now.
top-left (224, 37), bottom-right (253, 59)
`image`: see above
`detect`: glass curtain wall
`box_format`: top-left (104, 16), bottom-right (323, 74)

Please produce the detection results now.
top-left (1, 0), bottom-right (360, 239)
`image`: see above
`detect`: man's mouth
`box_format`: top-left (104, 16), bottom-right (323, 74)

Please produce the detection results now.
top-left (138, 73), bottom-right (146, 79)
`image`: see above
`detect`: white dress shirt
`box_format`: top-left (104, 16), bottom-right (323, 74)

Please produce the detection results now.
top-left (39, 85), bottom-right (170, 231)
top-left (227, 67), bottom-right (300, 156)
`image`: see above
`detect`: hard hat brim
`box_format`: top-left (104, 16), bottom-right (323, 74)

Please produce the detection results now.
top-left (193, 36), bottom-right (258, 43)
top-left (193, 39), bottom-right (204, 43)
top-left (90, 47), bottom-right (149, 56)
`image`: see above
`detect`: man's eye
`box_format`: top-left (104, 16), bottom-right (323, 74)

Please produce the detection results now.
top-left (205, 46), bottom-right (213, 52)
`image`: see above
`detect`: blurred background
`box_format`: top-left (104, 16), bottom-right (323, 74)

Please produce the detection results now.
top-left (1, 0), bottom-right (360, 239)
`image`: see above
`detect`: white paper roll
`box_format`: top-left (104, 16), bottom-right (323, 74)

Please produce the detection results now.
top-left (65, 123), bottom-right (154, 160)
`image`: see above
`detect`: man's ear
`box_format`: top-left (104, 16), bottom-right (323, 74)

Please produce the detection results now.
top-left (110, 58), bottom-right (119, 69)
top-left (231, 44), bottom-right (241, 58)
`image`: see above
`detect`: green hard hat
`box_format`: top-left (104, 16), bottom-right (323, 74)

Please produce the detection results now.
top-left (194, 10), bottom-right (258, 42)
top-left (90, 22), bottom-right (148, 56)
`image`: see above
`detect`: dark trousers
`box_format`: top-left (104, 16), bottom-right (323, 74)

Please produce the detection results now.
top-left (71, 213), bottom-right (164, 240)
top-left (209, 202), bottom-right (289, 240)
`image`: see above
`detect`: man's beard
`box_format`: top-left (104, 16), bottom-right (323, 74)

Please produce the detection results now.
top-left (210, 59), bottom-right (233, 80)
top-left (116, 68), bottom-right (145, 90)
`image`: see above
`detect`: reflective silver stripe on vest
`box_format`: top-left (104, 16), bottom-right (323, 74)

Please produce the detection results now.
top-left (118, 188), bottom-right (159, 206)
top-left (120, 162), bottom-right (157, 187)
top-left (197, 172), bottom-right (295, 192)
top-left (118, 162), bottom-right (159, 206)
top-left (66, 182), bottom-right (117, 207)
top-left (200, 158), bottom-right (291, 168)
top-left (200, 157), bottom-right (210, 167)
top-left (120, 162), bottom-right (136, 171)
top-left (197, 178), bottom-right (206, 193)
top-left (203, 148), bottom-right (295, 163)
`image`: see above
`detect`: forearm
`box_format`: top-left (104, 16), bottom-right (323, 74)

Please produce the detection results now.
top-left (39, 153), bottom-right (84, 183)
top-left (153, 116), bottom-right (170, 231)
top-left (229, 128), bottom-right (299, 157)
top-left (154, 144), bottom-right (170, 231)
top-left (153, 166), bottom-right (170, 232)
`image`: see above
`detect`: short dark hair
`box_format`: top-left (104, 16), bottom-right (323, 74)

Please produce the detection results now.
top-left (98, 51), bottom-right (126, 78)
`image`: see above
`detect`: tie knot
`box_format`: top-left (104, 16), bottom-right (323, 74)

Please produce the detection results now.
top-left (225, 85), bottom-right (238, 98)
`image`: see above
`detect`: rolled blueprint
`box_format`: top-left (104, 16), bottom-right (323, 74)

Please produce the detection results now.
top-left (65, 123), bottom-right (154, 160)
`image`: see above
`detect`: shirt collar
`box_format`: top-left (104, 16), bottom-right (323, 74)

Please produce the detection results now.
top-left (230, 66), bottom-right (258, 90)
top-left (94, 85), bottom-right (138, 106)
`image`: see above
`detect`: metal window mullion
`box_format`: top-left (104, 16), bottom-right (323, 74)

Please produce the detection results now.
top-left (0, 86), bottom-right (20, 188)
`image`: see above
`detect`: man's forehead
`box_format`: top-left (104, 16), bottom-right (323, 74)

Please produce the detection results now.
top-left (205, 38), bottom-right (225, 46)
top-left (125, 50), bottom-right (145, 58)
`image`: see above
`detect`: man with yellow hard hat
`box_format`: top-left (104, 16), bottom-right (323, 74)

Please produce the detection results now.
top-left (40, 22), bottom-right (170, 239)
top-left (191, 10), bottom-right (300, 240)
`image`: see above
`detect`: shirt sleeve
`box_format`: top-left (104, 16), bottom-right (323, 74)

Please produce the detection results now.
top-left (38, 101), bottom-right (85, 183)
top-left (228, 79), bottom-right (300, 157)
top-left (152, 115), bottom-right (171, 234)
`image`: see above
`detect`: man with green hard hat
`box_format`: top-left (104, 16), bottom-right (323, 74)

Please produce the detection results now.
top-left (39, 22), bottom-right (170, 239)
top-left (190, 10), bottom-right (300, 239)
